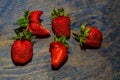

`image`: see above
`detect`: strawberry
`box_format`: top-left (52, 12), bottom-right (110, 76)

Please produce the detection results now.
top-left (11, 30), bottom-right (35, 66)
top-left (49, 36), bottom-right (69, 70)
top-left (17, 10), bottom-right (50, 38)
top-left (29, 10), bottom-right (43, 23)
top-left (51, 8), bottom-right (71, 38)
top-left (73, 24), bottom-right (102, 49)
top-left (11, 39), bottom-right (33, 66)
top-left (28, 22), bottom-right (50, 38)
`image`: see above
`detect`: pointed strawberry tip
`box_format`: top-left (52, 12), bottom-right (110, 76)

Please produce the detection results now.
top-left (52, 66), bottom-right (59, 70)
top-left (51, 60), bottom-right (63, 70)
top-left (51, 62), bottom-right (59, 69)
top-left (51, 55), bottom-right (68, 70)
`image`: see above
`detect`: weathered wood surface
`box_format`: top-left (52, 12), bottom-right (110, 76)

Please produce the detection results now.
top-left (0, 0), bottom-right (119, 80)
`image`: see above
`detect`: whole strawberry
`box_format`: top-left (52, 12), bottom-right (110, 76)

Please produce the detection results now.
top-left (11, 30), bottom-right (35, 66)
top-left (17, 10), bottom-right (50, 38)
top-left (49, 36), bottom-right (69, 70)
top-left (51, 8), bottom-right (71, 38)
top-left (73, 24), bottom-right (102, 49)
top-left (29, 10), bottom-right (43, 23)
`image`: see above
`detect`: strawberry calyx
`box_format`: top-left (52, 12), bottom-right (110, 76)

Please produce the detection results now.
top-left (73, 24), bottom-right (90, 46)
top-left (54, 35), bottom-right (69, 48)
top-left (12, 29), bottom-right (35, 41)
top-left (13, 10), bottom-right (35, 41)
top-left (51, 8), bottom-right (68, 19)
top-left (17, 10), bottom-right (30, 28)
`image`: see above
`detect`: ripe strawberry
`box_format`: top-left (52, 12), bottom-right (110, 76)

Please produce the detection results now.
top-left (49, 36), bottom-right (69, 70)
top-left (29, 10), bottom-right (43, 23)
top-left (11, 30), bottom-right (35, 66)
top-left (51, 8), bottom-right (71, 38)
top-left (17, 10), bottom-right (50, 38)
top-left (11, 39), bottom-right (33, 66)
top-left (73, 24), bottom-right (102, 49)
top-left (28, 22), bottom-right (50, 38)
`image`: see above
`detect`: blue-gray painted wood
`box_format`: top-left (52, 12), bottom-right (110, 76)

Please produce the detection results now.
top-left (0, 0), bottom-right (119, 80)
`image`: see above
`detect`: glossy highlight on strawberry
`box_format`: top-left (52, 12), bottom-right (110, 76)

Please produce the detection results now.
top-left (50, 41), bottom-right (68, 69)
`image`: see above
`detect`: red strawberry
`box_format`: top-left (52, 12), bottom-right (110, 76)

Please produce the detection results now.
top-left (51, 8), bottom-right (71, 38)
top-left (17, 10), bottom-right (50, 38)
top-left (11, 30), bottom-right (35, 66)
top-left (11, 39), bottom-right (33, 66)
top-left (73, 24), bottom-right (102, 49)
top-left (28, 22), bottom-right (50, 38)
top-left (29, 10), bottom-right (43, 23)
top-left (49, 36), bottom-right (68, 70)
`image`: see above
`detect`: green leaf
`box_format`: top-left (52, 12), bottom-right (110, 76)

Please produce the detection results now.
top-left (14, 30), bottom-right (20, 37)
top-left (51, 12), bottom-right (55, 18)
top-left (84, 33), bottom-right (89, 37)
top-left (52, 8), bottom-right (57, 18)
top-left (81, 24), bottom-right (85, 31)
top-left (54, 35), bottom-right (69, 48)
top-left (18, 17), bottom-right (28, 27)
top-left (12, 30), bottom-right (22, 40)
top-left (83, 27), bottom-right (90, 37)
top-left (24, 10), bottom-right (30, 20)
top-left (54, 36), bottom-right (59, 41)
top-left (64, 13), bottom-right (68, 17)
top-left (61, 36), bottom-right (67, 43)
top-left (79, 32), bottom-right (82, 36)
top-left (59, 11), bottom-right (64, 16)
top-left (79, 37), bottom-right (86, 46)
top-left (23, 31), bottom-right (32, 39)
top-left (58, 8), bottom-right (64, 16)
top-left (65, 42), bottom-right (69, 48)
top-left (84, 27), bottom-right (90, 34)
top-left (52, 8), bottom-right (68, 18)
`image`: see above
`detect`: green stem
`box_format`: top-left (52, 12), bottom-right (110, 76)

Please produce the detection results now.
top-left (25, 24), bottom-right (29, 32)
